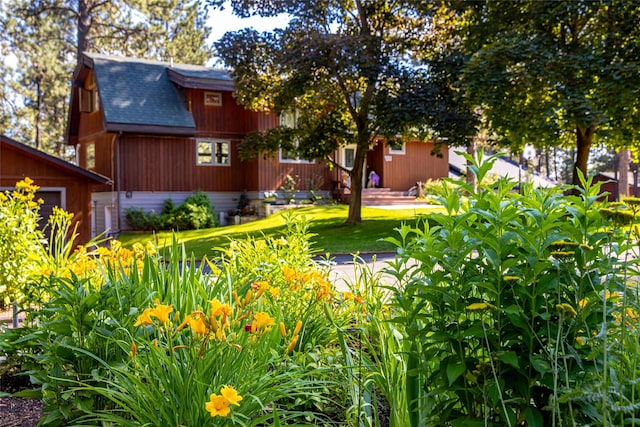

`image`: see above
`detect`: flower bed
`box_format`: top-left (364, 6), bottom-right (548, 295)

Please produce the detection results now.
top-left (3, 157), bottom-right (640, 425)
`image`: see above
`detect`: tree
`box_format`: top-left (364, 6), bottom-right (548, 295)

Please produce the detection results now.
top-left (0, 0), bottom-right (212, 156)
top-left (213, 1), bottom-right (478, 223)
top-left (460, 1), bottom-right (640, 185)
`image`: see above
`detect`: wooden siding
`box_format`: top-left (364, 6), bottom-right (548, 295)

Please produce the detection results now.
top-left (369, 141), bottom-right (449, 191)
top-left (0, 143), bottom-right (97, 244)
top-left (78, 133), bottom-right (115, 193)
top-left (189, 89), bottom-right (279, 136)
top-left (93, 190), bottom-right (251, 232)
top-left (116, 134), bottom-right (257, 192)
top-left (257, 156), bottom-right (334, 194)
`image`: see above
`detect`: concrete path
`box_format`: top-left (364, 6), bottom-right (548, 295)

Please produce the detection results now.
top-left (319, 252), bottom-right (400, 291)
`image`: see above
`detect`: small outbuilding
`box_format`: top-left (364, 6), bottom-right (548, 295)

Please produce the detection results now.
top-left (0, 134), bottom-right (110, 244)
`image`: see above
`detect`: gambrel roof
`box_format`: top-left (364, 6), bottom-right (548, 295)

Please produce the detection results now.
top-left (66, 53), bottom-right (235, 144)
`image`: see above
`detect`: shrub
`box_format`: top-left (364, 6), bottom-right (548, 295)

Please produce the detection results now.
top-left (385, 151), bottom-right (640, 426)
top-left (125, 191), bottom-right (217, 231)
top-left (3, 215), bottom-right (361, 425)
top-left (0, 178), bottom-right (45, 307)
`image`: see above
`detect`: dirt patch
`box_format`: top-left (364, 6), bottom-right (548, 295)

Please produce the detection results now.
top-left (1, 309), bottom-right (43, 426)
top-left (0, 397), bottom-right (44, 427)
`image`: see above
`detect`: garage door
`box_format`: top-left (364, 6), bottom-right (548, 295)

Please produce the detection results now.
top-left (36, 190), bottom-right (62, 230)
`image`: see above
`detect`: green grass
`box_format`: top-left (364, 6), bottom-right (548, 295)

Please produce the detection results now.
top-left (116, 204), bottom-right (441, 259)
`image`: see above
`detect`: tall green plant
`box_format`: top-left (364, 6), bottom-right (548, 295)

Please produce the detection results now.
top-left (385, 151), bottom-right (638, 426)
top-left (0, 178), bottom-right (45, 306)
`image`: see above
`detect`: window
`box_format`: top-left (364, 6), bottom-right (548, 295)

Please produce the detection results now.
top-left (342, 146), bottom-right (356, 169)
top-left (279, 110), bottom-right (313, 163)
top-left (197, 139), bottom-right (230, 166)
top-left (204, 92), bottom-right (222, 106)
top-left (79, 88), bottom-right (99, 113)
top-left (388, 142), bottom-right (406, 155)
top-left (86, 141), bottom-right (95, 169)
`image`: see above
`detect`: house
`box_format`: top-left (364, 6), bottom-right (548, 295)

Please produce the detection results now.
top-left (65, 53), bottom-right (450, 235)
top-left (593, 172), bottom-right (638, 202)
top-left (0, 134), bottom-right (110, 244)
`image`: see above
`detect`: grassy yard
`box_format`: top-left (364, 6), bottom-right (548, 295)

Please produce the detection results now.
top-left (116, 204), bottom-right (441, 259)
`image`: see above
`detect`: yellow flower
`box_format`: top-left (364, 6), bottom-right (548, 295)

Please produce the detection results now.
top-left (282, 266), bottom-right (297, 283)
top-left (279, 322), bottom-right (287, 339)
top-left (467, 302), bottom-right (495, 312)
top-left (578, 299), bottom-right (588, 309)
top-left (205, 386), bottom-right (242, 418)
top-left (251, 311), bottom-right (275, 333)
top-left (188, 314), bottom-right (209, 335)
top-left (205, 394), bottom-right (231, 417)
top-left (220, 385), bottom-right (242, 406)
top-left (269, 287), bottom-right (280, 298)
top-left (292, 320), bottom-right (303, 337)
top-left (210, 298), bottom-right (232, 318)
top-left (151, 303), bottom-right (174, 324)
top-left (285, 335), bottom-right (299, 353)
top-left (134, 308), bottom-right (154, 326)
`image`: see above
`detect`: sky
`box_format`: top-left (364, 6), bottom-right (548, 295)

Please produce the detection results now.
top-left (2, 4), bottom-right (290, 69)
top-left (206, 7), bottom-right (290, 66)
top-left (207, 7), bottom-right (290, 44)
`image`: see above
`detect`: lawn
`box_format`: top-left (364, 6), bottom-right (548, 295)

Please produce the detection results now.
top-left (116, 204), bottom-right (441, 259)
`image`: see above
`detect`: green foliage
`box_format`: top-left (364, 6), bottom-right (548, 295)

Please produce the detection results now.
top-left (2, 215), bottom-right (362, 425)
top-left (0, 178), bottom-right (45, 307)
top-left (385, 151), bottom-right (640, 425)
top-left (280, 174), bottom-right (298, 203)
top-left (214, 1), bottom-right (477, 223)
top-left (125, 191), bottom-right (218, 231)
top-left (459, 1), bottom-right (640, 182)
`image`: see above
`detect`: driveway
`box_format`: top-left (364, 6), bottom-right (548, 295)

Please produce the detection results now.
top-left (318, 252), bottom-right (400, 291)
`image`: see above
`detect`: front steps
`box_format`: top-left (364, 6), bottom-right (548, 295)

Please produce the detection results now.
top-left (338, 187), bottom-right (428, 206)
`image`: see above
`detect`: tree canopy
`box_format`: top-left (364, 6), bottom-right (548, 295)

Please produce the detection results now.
top-left (459, 0), bottom-right (640, 185)
top-left (214, 0), bottom-right (478, 223)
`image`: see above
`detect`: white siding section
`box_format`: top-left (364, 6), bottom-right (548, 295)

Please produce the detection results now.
top-left (93, 191), bottom-right (248, 233)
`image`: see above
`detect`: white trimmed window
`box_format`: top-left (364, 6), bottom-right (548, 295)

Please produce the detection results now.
top-left (279, 110), bottom-right (313, 163)
top-left (388, 142), bottom-right (406, 155)
top-left (341, 145), bottom-right (356, 169)
top-left (197, 139), bottom-right (230, 166)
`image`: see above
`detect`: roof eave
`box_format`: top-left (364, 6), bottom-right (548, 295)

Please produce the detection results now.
top-left (105, 123), bottom-right (196, 136)
top-left (1, 134), bottom-right (111, 184)
top-left (167, 69), bottom-right (235, 91)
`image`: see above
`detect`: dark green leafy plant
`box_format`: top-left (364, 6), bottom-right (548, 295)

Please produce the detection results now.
top-left (385, 151), bottom-right (639, 426)
top-left (125, 191), bottom-right (217, 231)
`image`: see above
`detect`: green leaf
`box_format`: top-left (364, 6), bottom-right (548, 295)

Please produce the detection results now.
top-left (524, 406), bottom-right (544, 427)
top-left (446, 361), bottom-right (466, 385)
top-left (530, 355), bottom-right (551, 375)
top-left (497, 350), bottom-right (521, 370)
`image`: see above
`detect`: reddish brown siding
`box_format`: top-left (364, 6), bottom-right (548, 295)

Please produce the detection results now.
top-left (257, 156), bottom-right (333, 192)
top-left (370, 141), bottom-right (448, 191)
top-left (0, 142), bottom-right (98, 244)
top-left (190, 89), bottom-right (279, 136)
top-left (117, 135), bottom-right (259, 192)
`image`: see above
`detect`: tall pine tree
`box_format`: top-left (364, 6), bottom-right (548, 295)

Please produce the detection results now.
top-left (0, 0), bottom-right (212, 157)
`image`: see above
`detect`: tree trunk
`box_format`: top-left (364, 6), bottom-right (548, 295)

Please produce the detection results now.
top-left (572, 126), bottom-right (595, 186)
top-left (618, 149), bottom-right (631, 199)
top-left (77, 0), bottom-right (91, 60)
top-left (346, 141), bottom-right (367, 224)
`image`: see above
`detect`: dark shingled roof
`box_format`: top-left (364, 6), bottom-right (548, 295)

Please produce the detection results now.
top-left (85, 53), bottom-right (234, 134)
